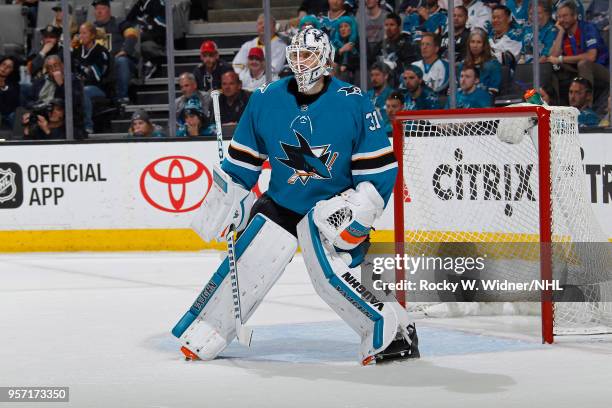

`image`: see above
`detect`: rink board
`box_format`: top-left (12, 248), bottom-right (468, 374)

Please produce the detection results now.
top-left (0, 134), bottom-right (610, 251)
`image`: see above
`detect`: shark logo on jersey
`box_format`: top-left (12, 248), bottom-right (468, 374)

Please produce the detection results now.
top-left (338, 86), bottom-right (362, 96)
top-left (276, 115), bottom-right (339, 185)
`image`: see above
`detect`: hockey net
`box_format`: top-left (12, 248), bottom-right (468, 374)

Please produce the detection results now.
top-left (392, 105), bottom-right (612, 342)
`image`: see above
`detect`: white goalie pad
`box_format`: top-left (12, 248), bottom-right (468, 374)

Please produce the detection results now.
top-left (313, 182), bottom-right (384, 250)
top-left (172, 214), bottom-right (298, 360)
top-left (297, 211), bottom-right (410, 362)
top-left (191, 164), bottom-right (255, 241)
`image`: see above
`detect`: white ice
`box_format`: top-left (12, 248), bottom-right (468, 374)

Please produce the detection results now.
top-left (1, 252), bottom-right (611, 408)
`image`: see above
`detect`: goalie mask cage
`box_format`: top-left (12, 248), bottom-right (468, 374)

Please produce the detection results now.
top-left (392, 105), bottom-right (612, 344)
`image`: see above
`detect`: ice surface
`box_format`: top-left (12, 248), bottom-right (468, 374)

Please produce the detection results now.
top-left (1, 252), bottom-right (611, 408)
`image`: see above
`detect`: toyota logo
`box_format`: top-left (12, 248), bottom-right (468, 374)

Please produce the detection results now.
top-left (140, 156), bottom-right (212, 213)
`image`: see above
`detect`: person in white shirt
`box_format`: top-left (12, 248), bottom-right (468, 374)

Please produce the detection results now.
top-left (232, 14), bottom-right (287, 76)
top-left (412, 32), bottom-right (450, 93)
top-left (238, 47), bottom-right (279, 91)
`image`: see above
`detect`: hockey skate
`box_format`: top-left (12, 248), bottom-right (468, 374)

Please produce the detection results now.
top-left (362, 324), bottom-right (420, 365)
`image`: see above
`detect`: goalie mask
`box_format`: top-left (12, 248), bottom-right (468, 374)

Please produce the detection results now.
top-left (286, 27), bottom-right (335, 93)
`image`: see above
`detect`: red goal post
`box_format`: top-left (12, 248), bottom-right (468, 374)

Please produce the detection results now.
top-left (390, 105), bottom-right (609, 344)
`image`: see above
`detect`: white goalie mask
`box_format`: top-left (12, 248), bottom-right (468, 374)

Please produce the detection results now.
top-left (286, 27), bottom-right (335, 93)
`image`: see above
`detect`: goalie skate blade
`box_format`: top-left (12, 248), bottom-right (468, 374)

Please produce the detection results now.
top-left (180, 346), bottom-right (200, 361)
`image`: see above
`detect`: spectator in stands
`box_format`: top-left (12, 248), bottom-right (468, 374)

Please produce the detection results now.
top-left (463, 0), bottom-right (492, 31)
top-left (28, 55), bottom-right (85, 138)
top-left (366, 62), bottom-right (393, 124)
top-left (447, 65), bottom-right (493, 107)
top-left (552, 0), bottom-right (584, 20)
top-left (519, 0), bottom-right (558, 64)
top-left (125, 0), bottom-right (167, 80)
top-left (28, 26), bottom-right (63, 80)
top-left (441, 5), bottom-right (471, 62)
top-left (321, 0), bottom-right (352, 40)
top-left (382, 90), bottom-right (404, 136)
top-left (218, 71), bottom-right (250, 125)
top-left (413, 32), bottom-right (450, 94)
top-left (72, 22), bottom-right (111, 134)
top-left (193, 40), bottom-right (233, 92)
top-left (239, 47), bottom-right (277, 92)
top-left (177, 98), bottom-right (212, 137)
top-left (128, 109), bottom-right (165, 137)
top-left (0, 56), bottom-right (20, 129)
top-left (506, 0), bottom-right (529, 26)
top-left (22, 98), bottom-right (66, 140)
top-left (419, 0), bottom-right (448, 38)
top-left (401, 64), bottom-right (441, 109)
top-left (365, 0), bottom-right (386, 65)
top-left (379, 12), bottom-right (419, 87)
top-left (488, 5), bottom-right (523, 67)
top-left (176, 72), bottom-right (212, 123)
top-left (51, 4), bottom-right (78, 40)
top-left (461, 28), bottom-right (502, 95)
top-left (92, 0), bottom-right (139, 105)
top-left (332, 15), bottom-right (359, 83)
top-left (233, 14), bottom-right (287, 76)
top-left (548, 1), bottom-right (610, 104)
top-left (586, 0), bottom-right (608, 32)
top-left (568, 77), bottom-right (600, 126)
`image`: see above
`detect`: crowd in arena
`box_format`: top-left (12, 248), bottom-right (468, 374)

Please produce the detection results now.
top-left (0, 0), bottom-right (610, 140)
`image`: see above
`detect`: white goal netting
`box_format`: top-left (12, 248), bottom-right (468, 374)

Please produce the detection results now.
top-left (395, 106), bottom-right (612, 336)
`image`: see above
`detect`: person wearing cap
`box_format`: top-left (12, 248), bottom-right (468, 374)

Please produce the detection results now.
top-left (92, 0), bottom-right (139, 104)
top-left (129, 109), bottom-right (166, 137)
top-left (27, 25), bottom-right (64, 80)
top-left (176, 98), bottom-right (213, 137)
top-left (238, 47), bottom-right (278, 92)
top-left (51, 4), bottom-right (78, 39)
top-left (124, 0), bottom-right (167, 80)
top-left (22, 98), bottom-right (67, 140)
top-left (232, 13), bottom-right (287, 76)
top-left (401, 64), bottom-right (441, 110)
top-left (193, 40), bottom-right (233, 92)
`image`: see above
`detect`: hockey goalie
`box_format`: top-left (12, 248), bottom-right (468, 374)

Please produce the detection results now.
top-left (171, 28), bottom-right (419, 365)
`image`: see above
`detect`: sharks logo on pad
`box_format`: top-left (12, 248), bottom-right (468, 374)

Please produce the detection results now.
top-left (277, 116), bottom-right (338, 185)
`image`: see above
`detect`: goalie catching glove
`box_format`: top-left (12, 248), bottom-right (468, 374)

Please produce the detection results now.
top-left (313, 182), bottom-right (384, 250)
top-left (191, 165), bottom-right (255, 241)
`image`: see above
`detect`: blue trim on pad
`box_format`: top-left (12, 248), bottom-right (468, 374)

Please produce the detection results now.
top-left (306, 211), bottom-right (384, 350)
top-left (171, 214), bottom-right (267, 338)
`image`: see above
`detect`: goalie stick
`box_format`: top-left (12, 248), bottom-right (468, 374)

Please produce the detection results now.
top-left (211, 90), bottom-right (253, 348)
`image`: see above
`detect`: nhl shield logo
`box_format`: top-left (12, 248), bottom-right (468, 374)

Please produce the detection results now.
top-left (0, 163), bottom-right (23, 208)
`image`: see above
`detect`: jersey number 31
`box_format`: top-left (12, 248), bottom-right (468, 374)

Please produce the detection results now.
top-left (365, 111), bottom-right (382, 131)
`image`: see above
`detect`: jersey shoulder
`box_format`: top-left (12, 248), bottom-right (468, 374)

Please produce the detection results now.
top-left (328, 78), bottom-right (369, 111)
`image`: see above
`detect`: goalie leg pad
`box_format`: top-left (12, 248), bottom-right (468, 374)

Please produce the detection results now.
top-left (297, 211), bottom-right (410, 362)
top-left (191, 164), bottom-right (255, 242)
top-left (172, 213), bottom-right (298, 360)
